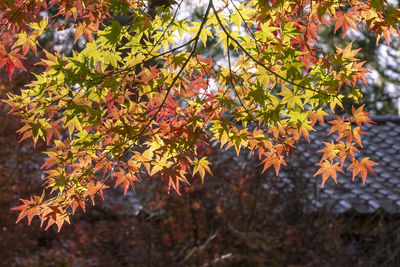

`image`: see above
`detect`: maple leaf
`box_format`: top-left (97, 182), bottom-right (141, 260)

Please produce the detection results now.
top-left (84, 180), bottom-right (109, 205)
top-left (74, 21), bottom-right (98, 43)
top-left (350, 127), bottom-right (362, 147)
top-left (70, 196), bottom-right (86, 214)
top-left (308, 109), bottom-right (328, 127)
top-left (36, 49), bottom-right (62, 71)
top-left (314, 160), bottom-right (344, 186)
top-left (328, 116), bottom-right (350, 138)
top-left (230, 128), bottom-right (249, 156)
top-left (0, 48), bottom-right (26, 80)
top-left (318, 141), bottom-right (340, 162)
top-left (114, 170), bottom-right (140, 195)
top-left (132, 150), bottom-right (152, 174)
top-left (279, 88), bottom-right (304, 109)
top-left (192, 157), bottom-right (212, 183)
top-left (260, 151), bottom-right (287, 175)
top-left (165, 167), bottom-right (189, 195)
top-left (347, 157), bottom-right (378, 183)
top-left (210, 119), bottom-right (231, 149)
top-left (336, 42), bottom-right (361, 60)
top-left (12, 191), bottom-right (45, 225)
top-left (350, 105), bottom-right (375, 127)
top-left (40, 205), bottom-right (71, 232)
top-left (373, 23), bottom-right (397, 45)
top-left (333, 11), bottom-right (359, 38)
top-left (14, 32), bottom-right (39, 56)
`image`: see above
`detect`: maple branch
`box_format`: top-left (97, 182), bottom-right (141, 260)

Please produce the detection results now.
top-left (203, 73), bottom-right (231, 124)
top-left (88, 0), bottom-right (214, 196)
top-left (228, 0), bottom-right (256, 40)
top-left (227, 37), bottom-right (255, 121)
top-left (115, 0), bottom-right (185, 102)
top-left (25, 6), bottom-right (195, 137)
top-left (211, 2), bottom-right (333, 98)
top-left (8, 0), bottom-right (386, 232)
top-left (124, 0), bottom-right (212, 145)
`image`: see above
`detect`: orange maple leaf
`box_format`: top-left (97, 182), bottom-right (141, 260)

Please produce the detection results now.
top-left (260, 151), bottom-right (287, 175)
top-left (328, 116), bottom-right (351, 139)
top-left (84, 180), bottom-right (109, 205)
top-left (318, 141), bottom-right (339, 162)
top-left (12, 191), bottom-right (45, 225)
top-left (314, 160), bottom-right (344, 186)
top-left (347, 157), bottom-right (378, 183)
top-left (351, 105), bottom-right (375, 127)
top-left (165, 167), bottom-right (189, 195)
top-left (308, 109), bottom-right (328, 127)
top-left (70, 195), bottom-right (86, 214)
top-left (337, 42), bottom-right (361, 60)
top-left (351, 126), bottom-right (365, 147)
top-left (74, 21), bottom-right (98, 43)
top-left (114, 171), bottom-right (140, 195)
top-left (40, 205), bottom-right (71, 232)
top-left (373, 23), bottom-right (397, 45)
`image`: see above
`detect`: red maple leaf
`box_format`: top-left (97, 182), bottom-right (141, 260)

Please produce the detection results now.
top-left (0, 48), bottom-right (26, 80)
top-left (333, 11), bottom-right (359, 38)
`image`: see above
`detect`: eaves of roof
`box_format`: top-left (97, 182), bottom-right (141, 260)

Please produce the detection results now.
top-left (271, 115), bottom-right (400, 215)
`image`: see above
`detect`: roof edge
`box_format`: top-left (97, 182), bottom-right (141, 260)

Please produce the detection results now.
top-left (368, 115), bottom-right (400, 123)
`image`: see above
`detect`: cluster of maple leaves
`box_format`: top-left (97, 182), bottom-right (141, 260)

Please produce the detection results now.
top-left (1, 0), bottom-right (399, 231)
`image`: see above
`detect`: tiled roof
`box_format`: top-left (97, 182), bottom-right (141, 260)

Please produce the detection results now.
top-left (121, 115), bottom-right (400, 217)
top-left (263, 115), bottom-right (400, 215)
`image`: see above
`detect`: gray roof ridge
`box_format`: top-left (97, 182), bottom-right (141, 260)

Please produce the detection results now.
top-left (321, 114), bottom-right (400, 124)
top-left (368, 114), bottom-right (400, 123)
